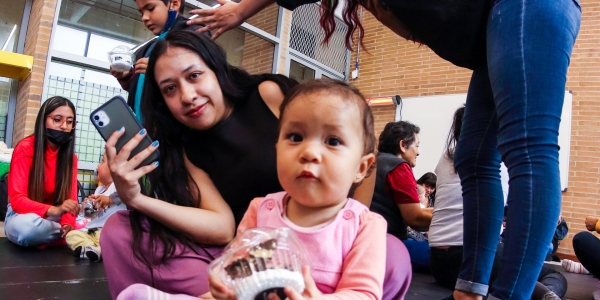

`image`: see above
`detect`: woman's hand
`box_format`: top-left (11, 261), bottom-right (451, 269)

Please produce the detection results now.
top-left (189, 0), bottom-right (276, 40)
top-left (91, 195), bottom-right (114, 210)
top-left (47, 199), bottom-right (80, 217)
top-left (284, 266), bottom-right (323, 300)
top-left (208, 273), bottom-right (237, 300)
top-left (189, 0), bottom-right (244, 40)
top-left (60, 224), bottom-right (73, 238)
top-left (105, 127), bottom-right (159, 210)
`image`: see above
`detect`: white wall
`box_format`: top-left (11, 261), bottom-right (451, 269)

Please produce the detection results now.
top-left (395, 92), bottom-right (572, 193)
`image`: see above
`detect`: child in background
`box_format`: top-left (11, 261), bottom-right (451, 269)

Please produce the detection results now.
top-left (66, 154), bottom-right (126, 262)
top-left (117, 79), bottom-right (392, 300)
top-left (111, 0), bottom-right (207, 118)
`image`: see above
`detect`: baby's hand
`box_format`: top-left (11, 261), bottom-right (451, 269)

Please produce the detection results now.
top-left (91, 195), bottom-right (114, 210)
top-left (208, 273), bottom-right (237, 300)
top-left (285, 266), bottom-right (323, 300)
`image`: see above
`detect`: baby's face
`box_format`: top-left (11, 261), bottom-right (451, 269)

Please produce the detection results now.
top-left (276, 92), bottom-right (371, 208)
top-left (97, 155), bottom-right (112, 185)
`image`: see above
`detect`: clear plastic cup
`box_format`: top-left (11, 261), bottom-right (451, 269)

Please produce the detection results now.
top-left (80, 198), bottom-right (103, 220)
top-left (208, 227), bottom-right (307, 300)
top-left (108, 45), bottom-right (135, 73)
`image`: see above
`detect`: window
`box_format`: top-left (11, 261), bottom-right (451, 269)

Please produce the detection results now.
top-left (0, 0), bottom-right (28, 144)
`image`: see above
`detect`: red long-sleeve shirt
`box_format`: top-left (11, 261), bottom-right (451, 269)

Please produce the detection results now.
top-left (8, 136), bottom-right (78, 226)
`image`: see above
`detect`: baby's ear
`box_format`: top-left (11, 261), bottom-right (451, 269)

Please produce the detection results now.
top-left (355, 153), bottom-right (376, 183)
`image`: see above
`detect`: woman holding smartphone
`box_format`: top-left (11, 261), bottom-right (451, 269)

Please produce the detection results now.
top-left (101, 31), bottom-right (296, 298)
top-left (101, 31), bottom-right (410, 299)
top-left (4, 96), bottom-right (80, 248)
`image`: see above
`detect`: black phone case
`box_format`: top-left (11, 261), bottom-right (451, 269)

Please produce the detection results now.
top-left (90, 96), bottom-right (159, 167)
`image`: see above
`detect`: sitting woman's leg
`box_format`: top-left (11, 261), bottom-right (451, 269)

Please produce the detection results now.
top-left (403, 237), bottom-right (431, 271)
top-left (573, 231), bottom-right (600, 278)
top-left (101, 210), bottom-right (223, 298)
top-left (383, 234), bottom-right (412, 300)
top-left (4, 204), bottom-right (61, 247)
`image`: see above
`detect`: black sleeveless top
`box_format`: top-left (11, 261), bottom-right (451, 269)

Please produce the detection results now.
top-left (183, 86), bottom-right (281, 226)
top-left (371, 152), bottom-right (409, 240)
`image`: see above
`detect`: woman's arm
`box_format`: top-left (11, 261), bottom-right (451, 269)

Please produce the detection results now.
top-left (106, 127), bottom-right (235, 245)
top-left (124, 155), bottom-right (236, 245)
top-left (8, 141), bottom-right (52, 216)
top-left (398, 203), bottom-right (432, 232)
top-left (258, 80), bottom-right (286, 118)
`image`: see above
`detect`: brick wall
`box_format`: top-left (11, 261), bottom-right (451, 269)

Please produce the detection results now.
top-left (13, 0), bottom-right (58, 145)
top-left (559, 0), bottom-right (600, 256)
top-left (241, 33), bottom-right (275, 75)
top-left (241, 3), bottom-right (279, 74)
top-left (352, 2), bottom-right (600, 256)
top-left (245, 3), bottom-right (278, 36)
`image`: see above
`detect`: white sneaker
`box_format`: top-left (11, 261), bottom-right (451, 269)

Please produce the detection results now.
top-left (74, 245), bottom-right (102, 262)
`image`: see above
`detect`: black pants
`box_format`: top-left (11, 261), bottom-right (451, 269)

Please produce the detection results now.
top-left (430, 246), bottom-right (464, 289)
top-left (573, 231), bottom-right (600, 278)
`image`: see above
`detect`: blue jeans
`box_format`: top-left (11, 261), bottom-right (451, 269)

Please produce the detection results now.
top-left (453, 0), bottom-right (581, 298)
top-left (4, 204), bottom-right (62, 247)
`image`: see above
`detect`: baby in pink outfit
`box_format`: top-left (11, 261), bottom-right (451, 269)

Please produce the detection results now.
top-left (117, 79), bottom-right (389, 300)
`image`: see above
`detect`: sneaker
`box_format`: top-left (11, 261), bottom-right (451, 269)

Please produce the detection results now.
top-left (561, 259), bottom-right (590, 274)
top-left (542, 291), bottom-right (561, 300)
top-left (74, 245), bottom-right (102, 262)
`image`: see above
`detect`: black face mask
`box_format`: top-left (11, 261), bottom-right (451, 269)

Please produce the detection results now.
top-left (46, 128), bottom-right (73, 146)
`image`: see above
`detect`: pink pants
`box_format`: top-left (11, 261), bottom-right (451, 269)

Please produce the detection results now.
top-left (101, 211), bottom-right (223, 299)
top-left (101, 211), bottom-right (412, 299)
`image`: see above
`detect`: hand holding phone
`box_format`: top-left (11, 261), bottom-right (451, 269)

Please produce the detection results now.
top-left (90, 96), bottom-right (159, 167)
top-left (91, 96), bottom-right (160, 208)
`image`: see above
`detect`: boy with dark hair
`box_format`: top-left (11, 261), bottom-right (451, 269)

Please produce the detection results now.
top-left (110, 0), bottom-right (207, 119)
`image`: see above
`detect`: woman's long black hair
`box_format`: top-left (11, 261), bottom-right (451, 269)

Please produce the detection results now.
top-left (29, 96), bottom-right (77, 205)
top-left (131, 30), bottom-right (297, 276)
top-left (445, 105), bottom-right (465, 161)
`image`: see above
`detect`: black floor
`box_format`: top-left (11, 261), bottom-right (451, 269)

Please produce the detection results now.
top-left (0, 237), bottom-right (596, 300)
top-left (0, 238), bottom-right (110, 300)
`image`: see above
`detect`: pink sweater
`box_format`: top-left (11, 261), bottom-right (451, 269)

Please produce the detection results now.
top-left (237, 192), bottom-right (387, 300)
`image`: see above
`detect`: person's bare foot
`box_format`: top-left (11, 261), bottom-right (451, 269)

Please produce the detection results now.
top-left (453, 290), bottom-right (483, 300)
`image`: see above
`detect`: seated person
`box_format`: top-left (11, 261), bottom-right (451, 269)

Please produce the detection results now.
top-left (565, 216), bottom-right (600, 280)
top-left (371, 120), bottom-right (433, 270)
top-left (4, 97), bottom-right (79, 248)
top-left (65, 153), bottom-right (126, 262)
top-left (417, 172), bottom-right (437, 207)
top-left (550, 215), bottom-right (568, 260)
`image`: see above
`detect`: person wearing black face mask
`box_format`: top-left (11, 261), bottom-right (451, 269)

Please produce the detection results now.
top-left (4, 96), bottom-right (80, 248)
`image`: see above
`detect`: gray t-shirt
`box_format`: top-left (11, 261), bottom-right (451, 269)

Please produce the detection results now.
top-left (428, 154), bottom-right (463, 247)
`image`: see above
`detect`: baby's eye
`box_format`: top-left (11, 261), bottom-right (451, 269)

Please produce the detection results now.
top-left (286, 133), bottom-right (303, 142)
top-left (326, 137), bottom-right (342, 146)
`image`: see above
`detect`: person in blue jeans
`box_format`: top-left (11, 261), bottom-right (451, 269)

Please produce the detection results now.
top-left (194, 0), bottom-right (581, 298)
top-left (452, 1), bottom-right (581, 299)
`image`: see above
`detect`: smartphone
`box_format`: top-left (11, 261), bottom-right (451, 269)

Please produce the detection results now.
top-left (90, 96), bottom-right (159, 168)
